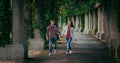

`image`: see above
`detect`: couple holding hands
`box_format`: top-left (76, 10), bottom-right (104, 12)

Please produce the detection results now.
top-left (46, 19), bottom-right (77, 56)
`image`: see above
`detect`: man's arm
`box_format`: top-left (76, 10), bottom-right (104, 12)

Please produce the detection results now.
top-left (56, 26), bottom-right (61, 37)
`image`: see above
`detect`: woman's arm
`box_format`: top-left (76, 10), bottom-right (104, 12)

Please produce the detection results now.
top-left (61, 26), bottom-right (66, 36)
top-left (72, 28), bottom-right (77, 40)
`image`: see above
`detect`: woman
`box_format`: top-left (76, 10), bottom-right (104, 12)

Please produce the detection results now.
top-left (62, 20), bottom-right (77, 54)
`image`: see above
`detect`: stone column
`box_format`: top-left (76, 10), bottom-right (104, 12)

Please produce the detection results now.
top-left (71, 16), bottom-right (75, 26)
top-left (79, 16), bottom-right (82, 32)
top-left (97, 7), bottom-right (101, 39)
top-left (75, 15), bottom-right (79, 31)
top-left (88, 11), bottom-right (91, 33)
top-left (88, 11), bottom-right (93, 35)
top-left (88, 11), bottom-right (90, 34)
top-left (91, 12), bottom-right (93, 31)
top-left (109, 10), bottom-right (118, 49)
top-left (12, 0), bottom-right (25, 60)
top-left (58, 15), bottom-right (62, 28)
top-left (92, 10), bottom-right (95, 33)
top-left (58, 11), bottom-right (62, 28)
top-left (105, 6), bottom-right (110, 44)
top-left (92, 10), bottom-right (97, 36)
top-left (100, 5), bottom-right (106, 40)
top-left (84, 13), bottom-right (89, 34)
top-left (100, 7), bottom-right (102, 34)
top-left (67, 17), bottom-right (70, 21)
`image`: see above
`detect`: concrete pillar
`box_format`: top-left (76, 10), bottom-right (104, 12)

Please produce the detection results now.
top-left (67, 17), bottom-right (70, 21)
top-left (71, 16), bottom-right (75, 25)
top-left (13, 0), bottom-right (25, 44)
top-left (79, 16), bottom-right (82, 32)
top-left (90, 11), bottom-right (93, 31)
top-left (58, 11), bottom-right (62, 28)
top-left (97, 7), bottom-right (101, 39)
top-left (88, 11), bottom-right (90, 31)
top-left (104, 10), bottom-right (108, 41)
top-left (100, 7), bottom-right (102, 33)
top-left (104, 4), bottom-right (116, 48)
top-left (105, 7), bottom-right (110, 44)
top-left (84, 13), bottom-right (89, 34)
top-left (58, 15), bottom-right (62, 28)
top-left (75, 15), bottom-right (79, 31)
top-left (109, 10), bottom-right (118, 48)
top-left (90, 11), bottom-right (93, 35)
top-left (100, 5), bottom-right (106, 40)
top-left (12, 0), bottom-right (25, 60)
top-left (92, 10), bottom-right (97, 36)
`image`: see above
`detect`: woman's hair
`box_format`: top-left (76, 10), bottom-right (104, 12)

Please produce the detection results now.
top-left (69, 20), bottom-right (74, 27)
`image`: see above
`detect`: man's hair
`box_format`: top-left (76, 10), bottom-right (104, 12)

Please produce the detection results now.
top-left (50, 19), bottom-right (55, 21)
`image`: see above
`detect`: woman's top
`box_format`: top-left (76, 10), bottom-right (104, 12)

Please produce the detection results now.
top-left (62, 26), bottom-right (76, 39)
top-left (66, 26), bottom-right (71, 38)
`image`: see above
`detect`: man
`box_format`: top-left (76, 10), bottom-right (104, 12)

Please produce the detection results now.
top-left (46, 19), bottom-right (61, 55)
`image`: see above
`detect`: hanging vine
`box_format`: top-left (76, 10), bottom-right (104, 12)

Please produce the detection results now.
top-left (0, 0), bottom-right (12, 47)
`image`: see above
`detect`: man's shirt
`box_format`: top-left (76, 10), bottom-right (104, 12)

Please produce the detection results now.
top-left (46, 25), bottom-right (60, 38)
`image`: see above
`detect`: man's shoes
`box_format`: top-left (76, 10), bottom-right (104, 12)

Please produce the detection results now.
top-left (66, 52), bottom-right (69, 55)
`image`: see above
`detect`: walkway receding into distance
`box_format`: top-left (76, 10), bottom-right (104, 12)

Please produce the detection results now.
top-left (24, 32), bottom-right (116, 63)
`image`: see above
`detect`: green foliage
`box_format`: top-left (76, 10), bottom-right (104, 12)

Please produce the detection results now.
top-left (0, 0), bottom-right (12, 47)
top-left (111, 0), bottom-right (120, 32)
top-left (24, 0), bottom-right (34, 39)
top-left (32, 0), bottom-right (62, 48)
top-left (60, 0), bottom-right (97, 16)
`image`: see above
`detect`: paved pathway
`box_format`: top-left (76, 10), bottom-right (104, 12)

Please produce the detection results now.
top-left (24, 32), bottom-right (116, 63)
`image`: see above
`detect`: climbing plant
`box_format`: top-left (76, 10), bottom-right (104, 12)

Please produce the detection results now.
top-left (0, 0), bottom-right (12, 47)
top-left (24, 0), bottom-right (34, 40)
top-left (31, 0), bottom-right (62, 48)
top-left (111, 0), bottom-right (120, 59)
top-left (60, 0), bottom-right (98, 16)
top-left (60, 0), bottom-right (103, 25)
top-left (111, 0), bottom-right (120, 32)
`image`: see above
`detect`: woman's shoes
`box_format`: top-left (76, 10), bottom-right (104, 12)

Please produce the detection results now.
top-left (54, 50), bottom-right (57, 54)
top-left (66, 50), bottom-right (72, 55)
top-left (48, 53), bottom-right (52, 56)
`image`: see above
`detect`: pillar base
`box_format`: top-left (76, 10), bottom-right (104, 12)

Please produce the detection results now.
top-left (92, 32), bottom-right (97, 37)
top-left (109, 38), bottom-right (117, 48)
top-left (105, 35), bottom-right (111, 47)
top-left (84, 29), bottom-right (89, 34)
top-left (28, 38), bottom-right (44, 50)
top-left (75, 28), bottom-right (79, 32)
top-left (79, 27), bottom-right (83, 32)
top-left (97, 32), bottom-right (101, 39)
top-left (88, 29), bottom-right (92, 35)
top-left (100, 33), bottom-right (106, 40)
top-left (28, 28), bottom-right (44, 50)
top-left (92, 28), bottom-right (97, 37)
top-left (0, 44), bottom-right (24, 61)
